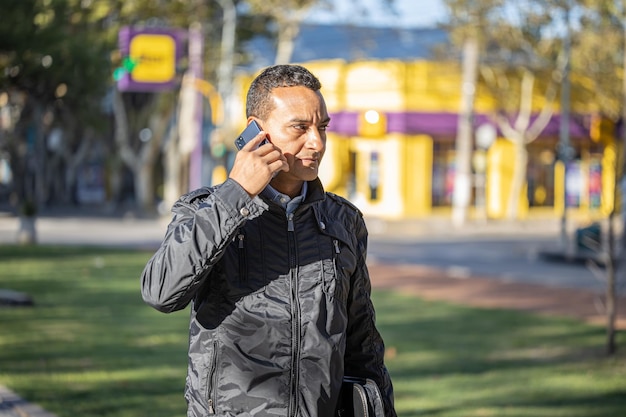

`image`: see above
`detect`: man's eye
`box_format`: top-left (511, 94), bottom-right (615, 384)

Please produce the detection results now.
top-left (319, 125), bottom-right (328, 131)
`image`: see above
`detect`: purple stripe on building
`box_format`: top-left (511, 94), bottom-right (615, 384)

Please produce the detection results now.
top-left (539, 114), bottom-right (590, 138)
top-left (387, 112), bottom-right (459, 135)
top-left (329, 111), bottom-right (591, 139)
top-left (328, 111), bottom-right (360, 136)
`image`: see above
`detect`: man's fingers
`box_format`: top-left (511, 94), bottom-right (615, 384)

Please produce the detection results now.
top-left (241, 131), bottom-right (269, 151)
top-left (269, 158), bottom-right (289, 175)
top-left (229, 141), bottom-right (286, 197)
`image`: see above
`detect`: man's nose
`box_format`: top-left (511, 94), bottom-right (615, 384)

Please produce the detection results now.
top-left (306, 129), bottom-right (324, 150)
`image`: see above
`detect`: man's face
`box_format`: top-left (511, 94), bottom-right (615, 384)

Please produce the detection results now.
top-left (257, 86), bottom-right (330, 184)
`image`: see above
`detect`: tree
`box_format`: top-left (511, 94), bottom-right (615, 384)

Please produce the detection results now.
top-left (1, 0), bottom-right (400, 220)
top-left (90, 0), bottom-right (235, 213)
top-left (245, 0), bottom-right (319, 65)
top-left (444, 1), bottom-right (495, 226)
top-left (445, 0), bottom-right (626, 354)
top-left (443, 0), bottom-right (572, 220)
top-left (0, 0), bottom-right (112, 232)
top-left (571, 0), bottom-right (626, 355)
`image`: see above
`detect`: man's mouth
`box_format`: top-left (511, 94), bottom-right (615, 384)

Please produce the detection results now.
top-left (299, 156), bottom-right (319, 166)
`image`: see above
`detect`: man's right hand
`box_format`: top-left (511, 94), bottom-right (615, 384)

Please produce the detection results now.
top-left (228, 131), bottom-right (288, 198)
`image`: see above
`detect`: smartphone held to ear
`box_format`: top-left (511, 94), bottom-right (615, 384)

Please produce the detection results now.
top-left (235, 121), bottom-right (268, 150)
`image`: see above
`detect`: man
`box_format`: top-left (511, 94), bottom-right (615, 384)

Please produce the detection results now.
top-left (141, 64), bottom-right (396, 417)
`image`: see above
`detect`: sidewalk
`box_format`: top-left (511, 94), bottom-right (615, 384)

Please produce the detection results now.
top-left (0, 211), bottom-right (170, 248)
top-left (367, 262), bottom-right (626, 330)
top-left (0, 386), bottom-right (56, 417)
top-left (0, 210), bottom-right (581, 245)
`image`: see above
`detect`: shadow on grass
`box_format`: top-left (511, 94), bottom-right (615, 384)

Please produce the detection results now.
top-left (373, 290), bottom-right (626, 416)
top-left (1, 245), bottom-right (625, 417)
top-left (410, 391), bottom-right (626, 417)
top-left (1, 246), bottom-right (188, 417)
top-left (0, 245), bottom-right (115, 260)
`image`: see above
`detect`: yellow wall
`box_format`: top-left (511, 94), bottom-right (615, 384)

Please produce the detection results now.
top-left (405, 61), bottom-right (464, 112)
top-left (482, 138), bottom-right (527, 219)
top-left (304, 60), bottom-right (347, 111)
top-left (230, 59), bottom-right (620, 220)
top-left (402, 134), bottom-right (433, 217)
top-left (602, 143), bottom-right (618, 216)
top-left (343, 61), bottom-right (407, 111)
top-left (318, 132), bottom-right (350, 196)
top-left (486, 139), bottom-right (511, 218)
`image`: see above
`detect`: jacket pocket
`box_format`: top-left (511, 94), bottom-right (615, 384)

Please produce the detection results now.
top-left (226, 231), bottom-right (272, 298)
top-left (205, 340), bottom-right (219, 415)
top-left (323, 239), bottom-right (341, 297)
top-left (318, 236), bottom-right (351, 305)
top-left (237, 232), bottom-right (247, 284)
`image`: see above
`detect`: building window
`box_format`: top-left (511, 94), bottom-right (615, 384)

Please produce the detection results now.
top-left (432, 140), bottom-right (455, 207)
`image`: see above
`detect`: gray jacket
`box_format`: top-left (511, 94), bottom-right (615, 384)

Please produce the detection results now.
top-left (141, 178), bottom-right (396, 417)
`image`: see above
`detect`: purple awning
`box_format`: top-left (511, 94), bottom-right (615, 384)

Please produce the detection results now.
top-left (329, 111), bottom-right (591, 139)
top-left (328, 111), bottom-right (359, 136)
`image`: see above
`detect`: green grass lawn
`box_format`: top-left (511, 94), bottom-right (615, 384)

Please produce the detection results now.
top-left (1, 245), bottom-right (625, 417)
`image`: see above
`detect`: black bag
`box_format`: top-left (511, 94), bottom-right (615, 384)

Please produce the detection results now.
top-left (336, 376), bottom-right (385, 417)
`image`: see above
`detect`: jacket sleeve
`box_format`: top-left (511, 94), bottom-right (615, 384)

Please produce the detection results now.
top-left (344, 214), bottom-right (397, 417)
top-left (140, 179), bottom-right (268, 313)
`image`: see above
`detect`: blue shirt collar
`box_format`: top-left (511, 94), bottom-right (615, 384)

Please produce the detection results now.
top-left (262, 182), bottom-right (308, 214)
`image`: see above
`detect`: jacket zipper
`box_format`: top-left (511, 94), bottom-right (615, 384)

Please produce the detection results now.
top-left (207, 340), bottom-right (219, 414)
top-left (287, 211), bottom-right (300, 416)
top-left (332, 239), bottom-right (341, 280)
top-left (287, 212), bottom-right (295, 232)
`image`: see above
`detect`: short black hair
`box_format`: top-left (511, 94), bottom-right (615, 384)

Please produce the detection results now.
top-left (246, 64), bottom-right (322, 119)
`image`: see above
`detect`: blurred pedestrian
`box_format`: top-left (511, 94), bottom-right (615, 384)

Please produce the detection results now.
top-left (141, 64), bottom-right (396, 417)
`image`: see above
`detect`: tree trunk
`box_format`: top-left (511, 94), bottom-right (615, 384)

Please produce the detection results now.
top-left (452, 37), bottom-right (479, 227)
top-left (162, 116), bottom-right (182, 213)
top-left (216, 0), bottom-right (236, 99)
top-left (63, 130), bottom-right (92, 205)
top-left (275, 18), bottom-right (300, 65)
top-left (112, 88), bottom-right (137, 169)
top-left (105, 155), bottom-right (124, 210)
top-left (605, 211), bottom-right (617, 355)
top-left (605, 15), bottom-right (626, 355)
top-left (33, 103), bottom-right (47, 210)
top-left (16, 215), bottom-right (37, 245)
top-left (135, 112), bottom-right (169, 214)
top-left (135, 162), bottom-right (155, 214)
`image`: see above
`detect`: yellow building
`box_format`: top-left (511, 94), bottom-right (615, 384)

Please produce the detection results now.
top-left (300, 59), bottom-right (616, 221)
top-left (233, 58), bottom-right (617, 221)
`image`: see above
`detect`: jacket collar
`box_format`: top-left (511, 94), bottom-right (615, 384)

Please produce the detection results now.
top-left (260, 178), bottom-right (326, 210)
top-left (303, 178), bottom-right (325, 205)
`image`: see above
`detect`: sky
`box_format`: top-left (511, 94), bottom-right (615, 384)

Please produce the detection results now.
top-left (306, 0), bottom-right (448, 28)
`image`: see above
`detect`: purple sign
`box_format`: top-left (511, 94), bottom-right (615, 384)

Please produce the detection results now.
top-left (117, 26), bottom-right (185, 92)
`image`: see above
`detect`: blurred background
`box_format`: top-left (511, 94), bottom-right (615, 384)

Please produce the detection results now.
top-left (2, 2), bottom-right (626, 415)
top-left (3, 0), bottom-right (626, 227)
top-left (3, 0), bottom-right (626, 276)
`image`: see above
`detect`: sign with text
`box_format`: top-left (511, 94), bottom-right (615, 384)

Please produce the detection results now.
top-left (117, 27), bottom-right (185, 92)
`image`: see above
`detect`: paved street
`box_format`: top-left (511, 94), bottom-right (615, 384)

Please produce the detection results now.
top-left (0, 211), bottom-right (616, 287)
top-left (0, 212), bottom-right (170, 249)
top-left (367, 216), bottom-right (623, 294)
top-left (1, 211), bottom-right (614, 293)
top-left (368, 237), bottom-right (610, 292)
